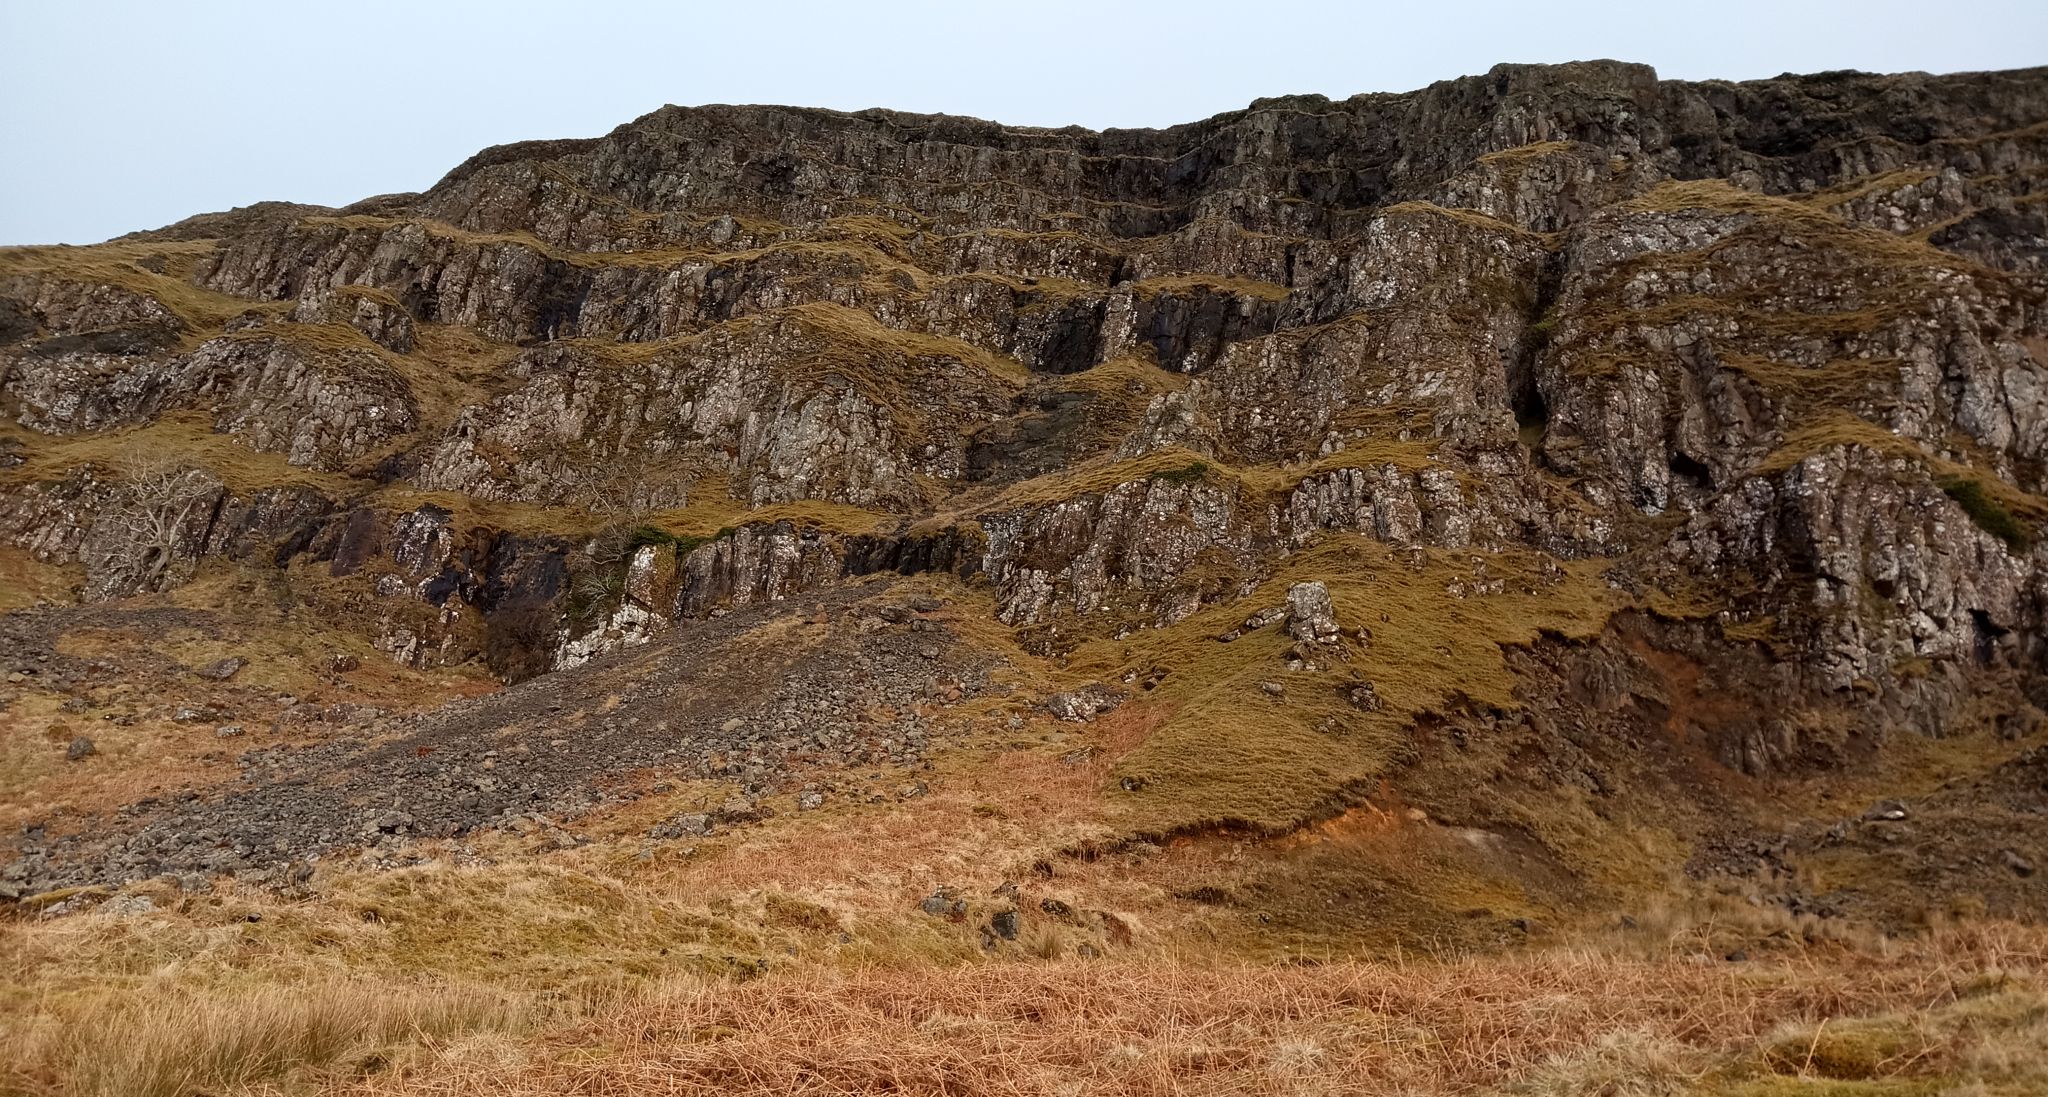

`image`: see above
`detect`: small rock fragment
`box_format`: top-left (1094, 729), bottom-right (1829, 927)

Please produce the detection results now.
top-left (1046, 685), bottom-right (1122, 722)
top-left (1345, 682), bottom-right (1382, 712)
top-left (650, 812), bottom-right (713, 839)
top-left (1284, 581), bottom-right (1340, 645)
top-left (197, 657), bottom-right (246, 681)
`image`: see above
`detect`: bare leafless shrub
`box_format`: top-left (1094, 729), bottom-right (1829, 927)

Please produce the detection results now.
top-left (80, 457), bottom-right (224, 600)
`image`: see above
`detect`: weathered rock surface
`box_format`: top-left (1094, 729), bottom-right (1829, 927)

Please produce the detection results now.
top-left (1284, 581), bottom-right (1340, 645)
top-left (4, 61), bottom-right (2048, 901)
top-left (4, 61), bottom-right (2042, 685)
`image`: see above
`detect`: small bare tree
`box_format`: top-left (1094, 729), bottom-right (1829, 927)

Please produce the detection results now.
top-left (579, 444), bottom-right (690, 523)
top-left (560, 446), bottom-right (689, 630)
top-left (82, 458), bottom-right (224, 600)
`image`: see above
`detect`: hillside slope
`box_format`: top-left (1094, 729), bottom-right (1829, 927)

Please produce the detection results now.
top-left (3, 58), bottom-right (2048, 1095)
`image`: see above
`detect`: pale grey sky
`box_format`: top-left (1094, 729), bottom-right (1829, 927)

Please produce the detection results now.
top-left (2, 0), bottom-right (2043, 245)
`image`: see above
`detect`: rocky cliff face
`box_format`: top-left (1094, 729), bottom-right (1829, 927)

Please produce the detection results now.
top-left (5, 60), bottom-right (2047, 810)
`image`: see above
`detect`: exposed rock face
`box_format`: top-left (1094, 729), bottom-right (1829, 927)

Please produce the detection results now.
top-left (2, 59), bottom-right (2045, 756)
top-left (1284, 582), bottom-right (1340, 645)
top-left (6, 331), bottom-right (414, 470)
top-left (406, 307), bottom-right (1009, 509)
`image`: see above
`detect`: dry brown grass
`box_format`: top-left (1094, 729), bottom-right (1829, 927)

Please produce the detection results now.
top-left (8, 751), bottom-right (2034, 1097)
top-left (1555, 178), bottom-right (2016, 384)
top-left (1753, 411), bottom-right (2048, 527)
top-left (1376, 199), bottom-right (1554, 241)
top-left (2, 981), bottom-right (528, 1097)
top-left (1127, 273), bottom-right (1293, 303)
top-left (4, 762), bottom-right (2044, 1097)
top-left (1803, 168), bottom-right (1941, 216)
top-left (0, 549), bottom-right (78, 611)
top-left (978, 440), bottom-right (1438, 513)
top-left (0, 413), bottom-right (362, 495)
top-left (335, 924), bottom-right (2048, 1097)
top-left (0, 239), bottom-right (266, 339)
top-left (1476, 139), bottom-right (1577, 165)
top-left (1049, 355), bottom-right (1190, 399)
top-left (1064, 536), bottom-right (1620, 835)
top-left (1719, 353), bottom-right (1900, 409)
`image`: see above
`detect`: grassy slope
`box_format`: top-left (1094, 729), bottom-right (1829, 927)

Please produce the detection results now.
top-left (1070, 537), bottom-right (1619, 834)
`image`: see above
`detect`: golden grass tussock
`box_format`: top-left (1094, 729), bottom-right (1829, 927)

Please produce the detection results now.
top-left (1622, 178), bottom-right (1805, 218)
top-left (10, 907), bottom-right (2041, 1097)
top-left (775, 300), bottom-right (1035, 389)
top-left (980, 446), bottom-right (1225, 509)
top-left (1050, 355), bottom-right (1191, 399)
top-left (2, 981), bottom-right (528, 1097)
top-left (1476, 139), bottom-right (1578, 165)
top-left (1753, 411), bottom-right (2048, 531)
top-left (331, 923), bottom-right (2048, 1097)
top-left (638, 486), bottom-right (897, 540)
top-left (1624, 178), bottom-right (1991, 278)
top-left (303, 213), bottom-right (927, 286)
top-left (0, 413), bottom-right (363, 495)
top-left (551, 300), bottom-right (1032, 412)
top-left (1719, 353), bottom-right (1902, 409)
top-left (0, 239), bottom-right (267, 338)
top-left (980, 438), bottom-right (1439, 513)
top-left (219, 319), bottom-right (400, 364)
top-left (323, 863), bottom-right (777, 985)
top-left (360, 486), bottom-right (606, 537)
top-left (0, 861), bottom-right (779, 1008)
top-left (1802, 167), bottom-right (1941, 214)
top-left (1125, 273), bottom-right (1294, 303)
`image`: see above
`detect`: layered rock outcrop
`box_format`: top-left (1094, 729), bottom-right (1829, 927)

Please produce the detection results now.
top-left (2, 60), bottom-right (2044, 755)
